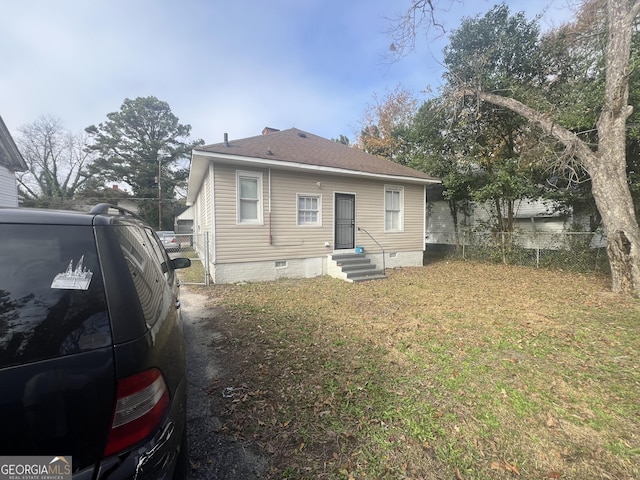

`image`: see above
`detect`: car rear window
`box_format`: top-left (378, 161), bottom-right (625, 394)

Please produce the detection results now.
top-left (0, 224), bottom-right (111, 369)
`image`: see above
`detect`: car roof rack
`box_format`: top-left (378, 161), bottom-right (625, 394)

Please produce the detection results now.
top-left (90, 203), bottom-right (144, 220)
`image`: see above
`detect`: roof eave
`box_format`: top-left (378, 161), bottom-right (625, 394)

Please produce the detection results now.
top-left (186, 152), bottom-right (208, 204)
top-left (0, 116), bottom-right (28, 172)
top-left (188, 149), bottom-right (439, 201)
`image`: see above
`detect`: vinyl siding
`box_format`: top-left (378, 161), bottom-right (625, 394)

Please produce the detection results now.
top-left (212, 163), bottom-right (425, 264)
top-left (0, 166), bottom-right (19, 207)
top-left (513, 198), bottom-right (559, 218)
top-left (474, 201), bottom-right (568, 233)
top-left (192, 166), bottom-right (212, 246)
top-left (426, 200), bottom-right (461, 244)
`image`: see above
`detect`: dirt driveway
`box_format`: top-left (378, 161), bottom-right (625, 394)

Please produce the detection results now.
top-left (181, 287), bottom-right (268, 479)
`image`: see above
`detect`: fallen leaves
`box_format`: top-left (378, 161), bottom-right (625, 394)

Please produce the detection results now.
top-left (490, 459), bottom-right (520, 475)
top-left (193, 262), bottom-right (640, 480)
top-left (546, 413), bottom-right (559, 428)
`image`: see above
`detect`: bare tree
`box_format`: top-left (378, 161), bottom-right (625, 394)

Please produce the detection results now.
top-left (391, 0), bottom-right (640, 296)
top-left (16, 116), bottom-right (94, 206)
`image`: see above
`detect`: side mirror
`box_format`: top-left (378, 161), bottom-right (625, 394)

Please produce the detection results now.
top-left (171, 257), bottom-right (192, 270)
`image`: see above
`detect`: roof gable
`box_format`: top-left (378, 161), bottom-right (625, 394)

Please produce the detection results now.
top-left (0, 115), bottom-right (27, 172)
top-left (193, 128), bottom-right (439, 182)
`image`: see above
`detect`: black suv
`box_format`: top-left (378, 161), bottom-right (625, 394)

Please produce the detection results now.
top-left (0, 204), bottom-right (191, 479)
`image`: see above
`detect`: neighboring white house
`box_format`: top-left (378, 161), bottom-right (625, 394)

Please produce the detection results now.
top-left (0, 116), bottom-right (27, 207)
top-left (427, 193), bottom-right (570, 243)
top-left (425, 183), bottom-right (604, 249)
top-left (174, 205), bottom-right (194, 234)
top-left (186, 127), bottom-right (440, 284)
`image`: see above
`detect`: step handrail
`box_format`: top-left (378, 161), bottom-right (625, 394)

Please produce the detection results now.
top-left (357, 227), bottom-right (385, 275)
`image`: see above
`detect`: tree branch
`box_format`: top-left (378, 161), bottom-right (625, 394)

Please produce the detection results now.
top-left (461, 88), bottom-right (598, 172)
top-left (631, 0), bottom-right (640, 19)
top-left (385, 0), bottom-right (455, 61)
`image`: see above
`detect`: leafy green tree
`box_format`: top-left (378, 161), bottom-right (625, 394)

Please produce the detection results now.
top-left (414, 6), bottom-right (546, 233)
top-left (16, 116), bottom-right (95, 208)
top-left (533, 1), bottom-right (606, 229)
top-left (331, 135), bottom-right (351, 145)
top-left (85, 96), bottom-right (204, 228)
top-left (443, 4), bottom-right (542, 92)
top-left (409, 99), bottom-right (476, 242)
top-left (388, 0), bottom-right (640, 297)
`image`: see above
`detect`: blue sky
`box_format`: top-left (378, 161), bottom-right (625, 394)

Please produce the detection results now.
top-left (1, 0), bottom-right (575, 146)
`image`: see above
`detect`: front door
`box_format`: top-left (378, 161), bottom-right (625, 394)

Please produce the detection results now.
top-left (334, 193), bottom-right (355, 249)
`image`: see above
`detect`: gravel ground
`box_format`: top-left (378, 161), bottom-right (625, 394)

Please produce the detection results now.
top-left (181, 287), bottom-right (269, 480)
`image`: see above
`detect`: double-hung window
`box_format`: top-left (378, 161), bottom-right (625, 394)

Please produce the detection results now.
top-left (237, 171), bottom-right (263, 224)
top-left (385, 186), bottom-right (403, 232)
top-left (297, 194), bottom-right (321, 226)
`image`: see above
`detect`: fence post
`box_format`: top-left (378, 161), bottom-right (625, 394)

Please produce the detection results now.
top-left (462, 231), bottom-right (466, 259)
top-left (204, 231), bottom-right (210, 286)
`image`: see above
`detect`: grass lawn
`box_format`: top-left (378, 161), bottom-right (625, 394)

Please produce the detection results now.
top-left (185, 260), bottom-right (640, 479)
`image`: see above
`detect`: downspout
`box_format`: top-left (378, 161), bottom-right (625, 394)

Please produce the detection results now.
top-left (209, 162), bottom-right (216, 263)
top-left (268, 168), bottom-right (273, 245)
top-left (423, 184), bottom-right (427, 253)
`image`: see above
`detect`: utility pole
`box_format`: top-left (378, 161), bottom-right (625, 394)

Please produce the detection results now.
top-left (158, 157), bottom-right (162, 230)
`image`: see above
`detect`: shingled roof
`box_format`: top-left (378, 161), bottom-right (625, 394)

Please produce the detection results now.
top-left (192, 128), bottom-right (439, 183)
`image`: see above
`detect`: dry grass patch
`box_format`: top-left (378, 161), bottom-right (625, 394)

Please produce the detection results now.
top-left (186, 260), bottom-right (640, 479)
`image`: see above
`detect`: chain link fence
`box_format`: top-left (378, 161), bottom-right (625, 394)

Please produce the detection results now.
top-left (425, 231), bottom-right (610, 274)
top-left (170, 232), bottom-right (210, 285)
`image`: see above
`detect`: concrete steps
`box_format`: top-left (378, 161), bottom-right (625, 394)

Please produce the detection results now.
top-left (331, 253), bottom-right (386, 282)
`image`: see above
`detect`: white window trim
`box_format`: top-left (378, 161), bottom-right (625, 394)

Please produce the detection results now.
top-left (296, 193), bottom-right (322, 227)
top-left (384, 185), bottom-right (404, 233)
top-left (236, 170), bottom-right (263, 225)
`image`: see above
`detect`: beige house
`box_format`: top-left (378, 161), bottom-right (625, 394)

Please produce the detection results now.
top-left (186, 127), bottom-right (440, 284)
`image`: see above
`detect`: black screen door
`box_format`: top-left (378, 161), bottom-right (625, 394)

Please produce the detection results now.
top-left (335, 193), bottom-right (355, 249)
